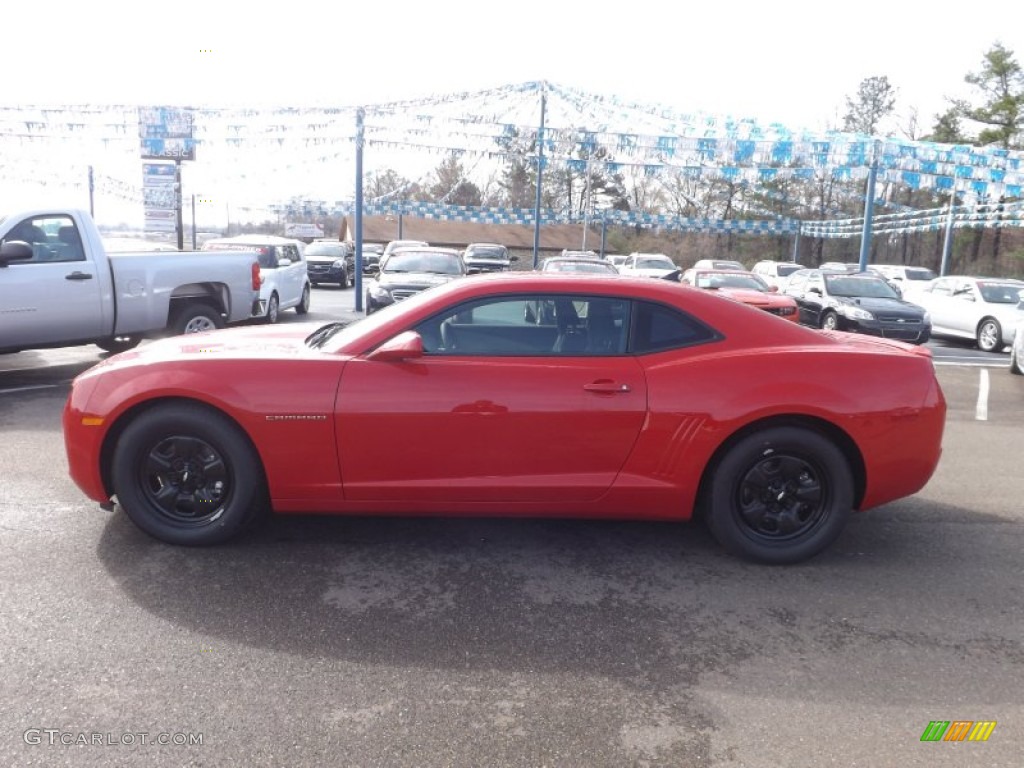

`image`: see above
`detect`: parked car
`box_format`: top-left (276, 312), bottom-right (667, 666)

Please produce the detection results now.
top-left (784, 269), bottom-right (930, 344)
top-left (382, 239), bottom-right (429, 260)
top-left (1, 209), bottom-right (260, 354)
top-left (304, 239), bottom-right (354, 288)
top-left (618, 252), bottom-right (678, 278)
top-left (871, 264), bottom-right (937, 291)
top-left (63, 272), bottom-right (946, 565)
top-left (683, 269), bottom-right (799, 322)
top-left (462, 242), bottom-right (518, 272)
top-left (606, 254), bottom-right (627, 268)
top-left (693, 258), bottom-right (747, 271)
top-left (364, 245), bottom-right (467, 314)
top-left (360, 243), bottom-right (385, 273)
top-left (904, 276), bottom-right (1024, 352)
top-left (540, 257), bottom-right (619, 274)
top-left (752, 260), bottom-right (805, 291)
top-left (201, 235), bottom-right (311, 323)
top-left (560, 249), bottom-right (601, 260)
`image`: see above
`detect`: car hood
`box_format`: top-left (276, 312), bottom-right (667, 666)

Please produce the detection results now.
top-left (375, 271), bottom-right (462, 289)
top-left (80, 323), bottom-right (331, 376)
top-left (835, 296), bottom-right (924, 315)
top-left (715, 287), bottom-right (790, 306)
top-left (305, 254), bottom-right (344, 264)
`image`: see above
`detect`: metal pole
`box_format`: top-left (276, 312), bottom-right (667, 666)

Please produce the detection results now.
top-left (599, 212), bottom-right (607, 258)
top-left (791, 225), bottom-right (801, 262)
top-left (191, 194), bottom-right (197, 250)
top-left (354, 107), bottom-right (365, 312)
top-left (857, 144), bottom-right (879, 272)
top-left (398, 211), bottom-right (403, 239)
top-left (940, 190), bottom-right (956, 277)
top-left (581, 143), bottom-right (592, 250)
top-left (532, 84), bottom-right (547, 269)
top-left (88, 166), bottom-right (95, 217)
top-left (174, 160), bottom-right (184, 251)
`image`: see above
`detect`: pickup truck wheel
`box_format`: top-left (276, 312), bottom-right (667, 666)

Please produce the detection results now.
top-left (704, 426), bottom-right (853, 564)
top-left (111, 403), bottom-right (267, 546)
top-left (295, 284), bottom-right (310, 315)
top-left (265, 293), bottom-right (280, 324)
top-left (172, 304), bottom-right (224, 335)
top-left (96, 335), bottom-right (141, 353)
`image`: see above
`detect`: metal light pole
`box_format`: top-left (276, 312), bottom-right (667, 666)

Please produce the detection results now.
top-left (354, 107), bottom-right (365, 312)
top-left (532, 83), bottom-right (547, 269)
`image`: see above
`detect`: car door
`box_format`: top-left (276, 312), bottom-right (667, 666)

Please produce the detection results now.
top-left (0, 215), bottom-right (105, 350)
top-left (335, 294), bottom-right (648, 504)
top-left (279, 244), bottom-right (304, 306)
top-left (918, 277), bottom-right (959, 334)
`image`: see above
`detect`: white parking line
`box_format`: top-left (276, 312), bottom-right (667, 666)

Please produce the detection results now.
top-left (975, 368), bottom-right (990, 421)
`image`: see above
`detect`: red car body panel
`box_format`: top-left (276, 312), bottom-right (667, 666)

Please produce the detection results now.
top-left (63, 274), bottom-right (945, 523)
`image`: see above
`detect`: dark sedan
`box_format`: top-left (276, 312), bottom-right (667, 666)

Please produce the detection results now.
top-left (784, 269), bottom-right (930, 344)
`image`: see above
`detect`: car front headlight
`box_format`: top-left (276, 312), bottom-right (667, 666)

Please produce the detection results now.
top-left (923, 312), bottom-right (931, 325)
top-left (368, 282), bottom-right (391, 300)
top-left (842, 306), bottom-right (874, 320)
top-left (332, 259), bottom-right (346, 268)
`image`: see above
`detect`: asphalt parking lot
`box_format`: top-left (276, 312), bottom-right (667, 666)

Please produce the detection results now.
top-left (1, 286), bottom-right (1022, 767)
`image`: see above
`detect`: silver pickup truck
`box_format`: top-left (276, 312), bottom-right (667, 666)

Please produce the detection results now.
top-left (0, 208), bottom-right (262, 354)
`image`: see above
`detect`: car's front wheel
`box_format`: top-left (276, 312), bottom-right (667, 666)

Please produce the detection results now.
top-left (704, 426), bottom-right (854, 564)
top-left (977, 318), bottom-right (1003, 353)
top-left (820, 311), bottom-right (839, 331)
top-left (110, 403), bottom-right (267, 545)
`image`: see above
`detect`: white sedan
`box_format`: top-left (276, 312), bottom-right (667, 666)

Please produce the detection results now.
top-left (618, 253), bottom-right (678, 278)
top-left (905, 276), bottom-right (1024, 352)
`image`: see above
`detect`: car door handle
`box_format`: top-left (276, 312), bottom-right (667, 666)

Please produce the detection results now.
top-left (65, 271), bottom-right (94, 281)
top-left (583, 380), bottom-right (631, 394)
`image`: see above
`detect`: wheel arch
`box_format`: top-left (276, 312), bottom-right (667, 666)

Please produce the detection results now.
top-left (98, 396), bottom-right (267, 500)
top-left (695, 414), bottom-right (867, 517)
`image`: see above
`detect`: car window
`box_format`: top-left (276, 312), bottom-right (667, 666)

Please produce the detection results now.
top-left (978, 281), bottom-right (1023, 304)
top-left (786, 272), bottom-right (807, 291)
top-left (414, 294), bottom-right (629, 357)
top-left (630, 301), bottom-right (719, 354)
top-left (1, 215), bottom-right (85, 263)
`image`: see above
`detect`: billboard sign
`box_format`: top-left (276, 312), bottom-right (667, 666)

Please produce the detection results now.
top-left (139, 107), bottom-right (196, 161)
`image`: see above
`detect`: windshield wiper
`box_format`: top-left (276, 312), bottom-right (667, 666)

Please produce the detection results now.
top-left (305, 322), bottom-right (349, 348)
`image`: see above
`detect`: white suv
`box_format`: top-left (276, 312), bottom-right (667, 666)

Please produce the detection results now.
top-left (752, 260), bottom-right (805, 290)
top-left (202, 235), bottom-right (311, 323)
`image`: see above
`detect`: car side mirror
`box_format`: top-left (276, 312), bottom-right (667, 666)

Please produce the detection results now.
top-left (467, 266), bottom-right (482, 275)
top-left (807, 287), bottom-right (822, 296)
top-left (509, 255), bottom-right (519, 262)
top-left (367, 331), bottom-right (424, 362)
top-left (768, 285), bottom-right (778, 293)
top-left (0, 240), bottom-right (34, 267)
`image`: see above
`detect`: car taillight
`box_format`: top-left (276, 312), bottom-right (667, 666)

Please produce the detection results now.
top-left (251, 262), bottom-right (261, 290)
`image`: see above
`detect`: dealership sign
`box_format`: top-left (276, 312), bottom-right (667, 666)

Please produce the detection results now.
top-left (139, 107), bottom-right (196, 162)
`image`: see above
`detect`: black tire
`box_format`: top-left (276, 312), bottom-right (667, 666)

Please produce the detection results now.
top-left (339, 270), bottom-right (349, 289)
top-left (96, 335), bottom-right (141, 353)
top-left (295, 284), bottom-right (310, 315)
top-left (110, 403), bottom-right (267, 546)
top-left (171, 303), bottom-right (224, 335)
top-left (265, 293), bottom-right (280, 324)
top-left (1010, 338), bottom-right (1022, 375)
top-left (704, 426), bottom-right (854, 564)
top-left (365, 293), bottom-right (374, 315)
top-left (820, 311), bottom-right (839, 331)
top-left (976, 318), bottom-right (1003, 353)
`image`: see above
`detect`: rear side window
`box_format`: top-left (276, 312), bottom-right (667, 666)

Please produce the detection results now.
top-left (630, 301), bottom-right (719, 354)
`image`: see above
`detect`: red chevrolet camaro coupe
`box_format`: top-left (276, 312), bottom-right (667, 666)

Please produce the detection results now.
top-left (64, 273), bottom-right (946, 564)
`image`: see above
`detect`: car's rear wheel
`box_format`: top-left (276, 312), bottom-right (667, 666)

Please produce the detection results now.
top-left (265, 293), bottom-right (280, 324)
top-left (704, 426), bottom-right (853, 564)
top-left (820, 311), bottom-right (839, 331)
top-left (295, 284), bottom-right (310, 315)
top-left (171, 303), bottom-right (224, 335)
top-left (110, 403), bottom-right (267, 545)
top-left (976, 318), bottom-right (1003, 353)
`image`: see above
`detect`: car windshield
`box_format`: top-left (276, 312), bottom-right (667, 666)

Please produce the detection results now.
top-left (467, 246), bottom-right (507, 259)
top-left (977, 281), bottom-right (1024, 304)
top-left (384, 251), bottom-right (462, 274)
top-left (546, 260), bottom-right (617, 273)
top-left (825, 275), bottom-right (899, 299)
top-left (696, 272), bottom-right (767, 291)
top-left (905, 267), bottom-right (936, 281)
top-left (636, 257), bottom-right (674, 269)
top-left (776, 264), bottom-right (802, 276)
top-left (305, 243), bottom-right (345, 257)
